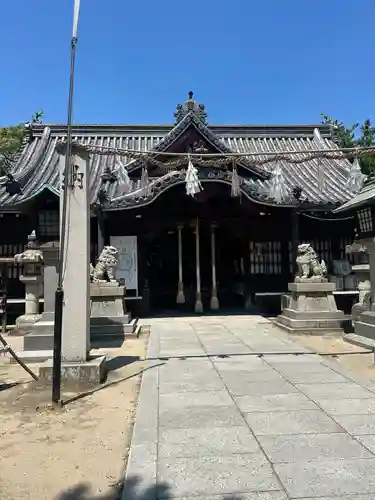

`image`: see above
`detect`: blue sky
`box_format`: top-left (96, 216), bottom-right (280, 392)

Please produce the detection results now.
top-left (1, 0), bottom-right (373, 127)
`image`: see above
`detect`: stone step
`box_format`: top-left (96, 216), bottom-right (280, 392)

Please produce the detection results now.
top-left (124, 318), bottom-right (139, 334)
top-left (343, 333), bottom-right (375, 350)
top-left (90, 318), bottom-right (139, 338)
top-left (10, 350), bottom-right (53, 363)
top-left (24, 333), bottom-right (54, 351)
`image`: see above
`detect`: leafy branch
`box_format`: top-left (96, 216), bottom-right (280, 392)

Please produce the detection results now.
top-left (321, 113), bottom-right (375, 174)
top-left (0, 110), bottom-right (44, 176)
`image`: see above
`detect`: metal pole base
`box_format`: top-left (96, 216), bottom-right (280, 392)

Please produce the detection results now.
top-left (52, 287), bottom-right (64, 405)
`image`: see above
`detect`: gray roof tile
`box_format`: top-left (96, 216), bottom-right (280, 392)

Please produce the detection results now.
top-left (0, 122), bottom-right (356, 209)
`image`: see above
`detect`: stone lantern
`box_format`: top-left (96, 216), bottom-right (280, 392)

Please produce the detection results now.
top-left (334, 178), bottom-right (375, 340)
top-left (14, 230), bottom-right (44, 329)
top-left (346, 242), bottom-right (371, 324)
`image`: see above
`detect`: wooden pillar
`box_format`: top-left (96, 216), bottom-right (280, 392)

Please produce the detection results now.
top-left (97, 218), bottom-right (104, 255)
top-left (138, 234), bottom-right (150, 317)
top-left (281, 234), bottom-right (291, 285)
top-left (194, 217), bottom-right (203, 313)
top-left (97, 210), bottom-right (109, 246)
top-left (210, 223), bottom-right (219, 310)
top-left (291, 207), bottom-right (300, 277)
top-left (176, 223), bottom-right (185, 304)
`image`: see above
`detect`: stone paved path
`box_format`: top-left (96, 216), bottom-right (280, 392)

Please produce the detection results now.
top-left (123, 315), bottom-right (375, 500)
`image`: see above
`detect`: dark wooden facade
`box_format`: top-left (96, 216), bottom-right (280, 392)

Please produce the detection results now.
top-left (0, 184), bottom-right (354, 316)
top-left (0, 93), bottom-right (357, 315)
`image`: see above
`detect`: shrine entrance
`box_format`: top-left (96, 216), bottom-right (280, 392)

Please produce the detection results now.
top-left (146, 220), bottom-right (247, 313)
top-left (142, 182), bottom-right (252, 314)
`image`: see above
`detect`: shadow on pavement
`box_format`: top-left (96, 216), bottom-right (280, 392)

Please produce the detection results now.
top-left (0, 382), bottom-right (19, 392)
top-left (106, 355), bottom-right (140, 372)
top-left (61, 362), bottom-right (164, 407)
top-left (54, 475), bottom-right (249, 499)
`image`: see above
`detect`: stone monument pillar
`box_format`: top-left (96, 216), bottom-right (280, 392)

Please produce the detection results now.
top-left (60, 150), bottom-right (91, 361)
top-left (39, 147), bottom-right (106, 384)
top-left (39, 241), bottom-right (60, 322)
top-left (14, 230), bottom-right (43, 329)
top-left (275, 243), bottom-right (345, 335)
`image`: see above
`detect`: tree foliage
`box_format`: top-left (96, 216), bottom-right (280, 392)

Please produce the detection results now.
top-left (0, 110), bottom-right (43, 176)
top-left (320, 113), bottom-right (375, 175)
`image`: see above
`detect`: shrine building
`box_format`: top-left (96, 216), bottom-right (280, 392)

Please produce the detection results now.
top-left (0, 92), bottom-right (358, 316)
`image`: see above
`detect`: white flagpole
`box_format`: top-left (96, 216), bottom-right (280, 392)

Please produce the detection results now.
top-left (53, 0), bottom-right (81, 405)
top-left (72, 0), bottom-right (81, 39)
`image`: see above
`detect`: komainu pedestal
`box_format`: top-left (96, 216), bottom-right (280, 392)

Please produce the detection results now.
top-left (90, 282), bottom-right (130, 336)
top-left (275, 243), bottom-right (345, 335)
top-left (89, 246), bottom-right (135, 337)
top-left (275, 282), bottom-right (345, 335)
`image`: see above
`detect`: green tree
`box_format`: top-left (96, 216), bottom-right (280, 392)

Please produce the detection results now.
top-left (320, 113), bottom-right (375, 175)
top-left (0, 110), bottom-right (43, 176)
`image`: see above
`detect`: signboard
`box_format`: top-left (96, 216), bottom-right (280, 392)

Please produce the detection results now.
top-left (110, 236), bottom-right (138, 291)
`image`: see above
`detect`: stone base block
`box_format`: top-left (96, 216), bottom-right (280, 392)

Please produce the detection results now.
top-left (90, 283), bottom-right (127, 316)
top-left (24, 321), bottom-right (55, 351)
top-left (39, 356), bottom-right (107, 385)
top-left (344, 333), bottom-right (375, 350)
top-left (24, 332), bottom-right (54, 351)
top-left (275, 304), bottom-right (345, 335)
top-left (89, 282), bottom-right (134, 337)
top-left (40, 311), bottom-right (55, 322)
top-left (355, 311), bottom-right (375, 341)
top-left (11, 350), bottom-right (53, 363)
top-left (282, 308), bottom-right (345, 320)
top-left (16, 314), bottom-right (42, 330)
top-left (275, 281), bottom-right (345, 335)
top-left (288, 282), bottom-right (335, 293)
top-left (274, 314), bottom-right (344, 335)
top-left (281, 294), bottom-right (290, 311)
top-left (90, 316), bottom-right (137, 337)
top-left (32, 319), bottom-right (55, 335)
top-left (352, 303), bottom-right (370, 324)
top-left (23, 317), bottom-right (138, 352)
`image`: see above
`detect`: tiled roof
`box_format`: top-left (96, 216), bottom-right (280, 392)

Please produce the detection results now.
top-left (334, 178), bottom-right (375, 213)
top-left (0, 120), bottom-right (356, 209)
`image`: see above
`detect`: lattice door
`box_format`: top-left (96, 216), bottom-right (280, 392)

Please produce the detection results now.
top-left (249, 241), bottom-right (281, 275)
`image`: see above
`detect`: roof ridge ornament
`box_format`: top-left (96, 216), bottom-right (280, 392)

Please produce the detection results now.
top-left (174, 91), bottom-right (208, 125)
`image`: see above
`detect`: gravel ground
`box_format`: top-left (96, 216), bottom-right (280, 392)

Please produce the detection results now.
top-left (0, 332), bottom-right (149, 500)
top-left (271, 326), bottom-right (375, 382)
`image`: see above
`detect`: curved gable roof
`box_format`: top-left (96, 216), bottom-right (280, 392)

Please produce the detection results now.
top-left (0, 122), bottom-right (355, 209)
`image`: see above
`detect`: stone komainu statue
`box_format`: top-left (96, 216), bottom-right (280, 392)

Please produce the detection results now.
top-left (295, 243), bottom-right (327, 282)
top-left (90, 246), bottom-right (119, 283)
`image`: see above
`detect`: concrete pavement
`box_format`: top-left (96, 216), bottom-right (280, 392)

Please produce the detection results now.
top-left (123, 315), bottom-right (375, 499)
